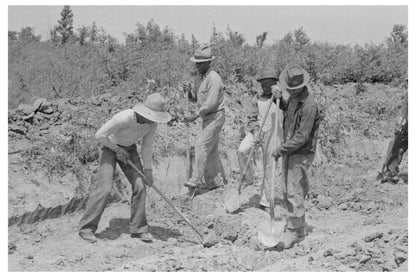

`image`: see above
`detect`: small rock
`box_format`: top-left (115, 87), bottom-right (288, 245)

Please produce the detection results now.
top-left (359, 255), bottom-right (371, 264)
top-left (26, 255), bottom-right (34, 260)
top-left (167, 238), bottom-right (177, 245)
top-left (394, 252), bottom-right (407, 265)
top-left (339, 203), bottom-right (348, 210)
top-left (8, 242), bottom-right (17, 254)
top-left (308, 256), bottom-right (314, 262)
top-left (364, 232), bottom-right (383, 242)
top-left (317, 195), bottom-right (332, 209)
top-left (203, 231), bottom-right (219, 248)
top-left (323, 249), bottom-right (333, 257)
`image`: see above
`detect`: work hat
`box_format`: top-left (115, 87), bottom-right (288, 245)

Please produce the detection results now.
top-left (190, 44), bottom-right (215, 63)
top-left (256, 68), bottom-right (278, 82)
top-left (279, 65), bottom-right (310, 90)
top-left (133, 93), bottom-right (172, 124)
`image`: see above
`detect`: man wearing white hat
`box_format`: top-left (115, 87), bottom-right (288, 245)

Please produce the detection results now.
top-left (79, 93), bottom-right (171, 243)
top-left (183, 44), bottom-right (226, 192)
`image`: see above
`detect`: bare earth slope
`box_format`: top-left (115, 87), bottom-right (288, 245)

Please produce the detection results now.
top-left (8, 83), bottom-right (408, 271)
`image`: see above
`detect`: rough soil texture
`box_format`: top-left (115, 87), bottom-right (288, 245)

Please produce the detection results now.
top-left (8, 83), bottom-right (408, 271)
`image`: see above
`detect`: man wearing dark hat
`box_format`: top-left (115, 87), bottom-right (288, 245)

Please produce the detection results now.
top-left (237, 68), bottom-right (283, 207)
top-left (271, 65), bottom-right (321, 250)
top-left (78, 93), bottom-right (171, 243)
top-left (183, 44), bottom-right (226, 192)
top-left (380, 77), bottom-right (408, 184)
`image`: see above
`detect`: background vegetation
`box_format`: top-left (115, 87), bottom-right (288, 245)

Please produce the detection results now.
top-left (9, 6), bottom-right (408, 109)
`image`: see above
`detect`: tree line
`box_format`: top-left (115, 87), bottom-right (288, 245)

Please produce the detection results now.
top-left (8, 6), bottom-right (408, 108)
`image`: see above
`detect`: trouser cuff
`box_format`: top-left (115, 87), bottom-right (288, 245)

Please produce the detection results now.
top-left (286, 216), bottom-right (303, 229)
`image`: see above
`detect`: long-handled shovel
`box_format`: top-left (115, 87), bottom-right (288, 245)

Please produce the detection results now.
top-left (127, 160), bottom-right (205, 242)
top-left (224, 97), bottom-right (275, 213)
top-left (257, 100), bottom-right (285, 247)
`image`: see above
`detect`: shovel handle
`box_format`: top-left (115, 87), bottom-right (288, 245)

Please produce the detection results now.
top-left (127, 160), bottom-right (204, 242)
top-left (238, 97), bottom-right (275, 194)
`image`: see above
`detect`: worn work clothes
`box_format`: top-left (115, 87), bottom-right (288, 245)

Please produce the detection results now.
top-left (190, 110), bottom-right (226, 187)
top-left (237, 132), bottom-right (255, 184)
top-left (79, 144), bottom-right (148, 234)
top-left (95, 109), bottom-right (157, 169)
top-left (278, 87), bottom-right (320, 229)
top-left (385, 128), bottom-right (408, 175)
top-left (282, 154), bottom-right (314, 229)
top-left (385, 94), bottom-right (408, 175)
top-left (279, 89), bottom-right (321, 155)
top-left (237, 97), bottom-right (283, 202)
top-left (193, 69), bottom-right (226, 119)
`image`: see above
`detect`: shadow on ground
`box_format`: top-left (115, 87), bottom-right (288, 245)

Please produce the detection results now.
top-left (96, 218), bottom-right (182, 241)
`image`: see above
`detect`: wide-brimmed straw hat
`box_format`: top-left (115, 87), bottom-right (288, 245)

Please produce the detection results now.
top-left (279, 65), bottom-right (310, 90)
top-left (190, 44), bottom-right (215, 63)
top-left (256, 68), bottom-right (278, 82)
top-left (133, 93), bottom-right (171, 124)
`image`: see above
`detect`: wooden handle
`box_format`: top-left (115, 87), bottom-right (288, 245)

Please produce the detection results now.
top-left (238, 97), bottom-right (275, 194)
top-left (127, 160), bottom-right (204, 241)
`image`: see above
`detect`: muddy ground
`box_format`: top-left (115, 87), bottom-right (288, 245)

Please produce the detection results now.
top-left (8, 83), bottom-right (408, 271)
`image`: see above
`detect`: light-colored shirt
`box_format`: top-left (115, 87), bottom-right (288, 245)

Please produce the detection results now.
top-left (196, 69), bottom-right (225, 118)
top-left (95, 109), bottom-right (157, 169)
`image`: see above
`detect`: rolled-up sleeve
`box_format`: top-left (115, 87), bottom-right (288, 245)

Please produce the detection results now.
top-left (280, 103), bottom-right (317, 155)
top-left (141, 123), bottom-right (157, 169)
top-left (198, 75), bottom-right (222, 117)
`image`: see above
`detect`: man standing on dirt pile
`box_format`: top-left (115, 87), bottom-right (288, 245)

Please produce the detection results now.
top-left (380, 77), bottom-right (408, 184)
top-left (271, 65), bottom-right (321, 250)
top-left (78, 93), bottom-right (171, 243)
top-left (183, 44), bottom-right (227, 193)
top-left (237, 68), bottom-right (283, 208)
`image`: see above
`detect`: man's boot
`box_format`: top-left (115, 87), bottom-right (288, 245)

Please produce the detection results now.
top-left (276, 228), bottom-right (299, 249)
top-left (79, 229), bottom-right (97, 243)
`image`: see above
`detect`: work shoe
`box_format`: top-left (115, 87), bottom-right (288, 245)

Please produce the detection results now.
top-left (79, 230), bottom-right (97, 243)
top-left (381, 174), bottom-right (399, 184)
top-left (183, 180), bottom-right (198, 188)
top-left (276, 228), bottom-right (299, 249)
top-left (131, 232), bottom-right (154, 243)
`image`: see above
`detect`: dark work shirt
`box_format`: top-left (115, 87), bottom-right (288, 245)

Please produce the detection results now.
top-left (279, 88), bottom-right (321, 155)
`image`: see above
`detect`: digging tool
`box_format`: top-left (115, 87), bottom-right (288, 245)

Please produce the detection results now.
top-left (185, 83), bottom-right (192, 181)
top-left (224, 97), bottom-right (275, 213)
top-left (257, 101), bottom-right (284, 247)
top-left (126, 160), bottom-right (205, 242)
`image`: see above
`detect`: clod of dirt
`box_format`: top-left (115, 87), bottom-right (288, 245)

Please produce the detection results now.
top-left (8, 242), bottom-right (17, 254)
top-left (317, 195), bottom-right (332, 210)
top-left (211, 214), bottom-right (242, 242)
top-left (364, 232), bottom-right (383, 242)
top-left (202, 231), bottom-right (219, 248)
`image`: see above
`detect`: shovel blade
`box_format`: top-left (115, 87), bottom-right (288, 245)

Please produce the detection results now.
top-left (257, 220), bottom-right (285, 248)
top-left (224, 188), bottom-right (242, 213)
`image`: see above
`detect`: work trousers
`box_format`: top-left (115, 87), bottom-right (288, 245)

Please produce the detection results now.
top-left (237, 113), bottom-right (281, 203)
top-left (386, 130), bottom-right (408, 175)
top-left (79, 144), bottom-right (148, 234)
top-left (190, 110), bottom-right (226, 187)
top-left (282, 154), bottom-right (314, 229)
